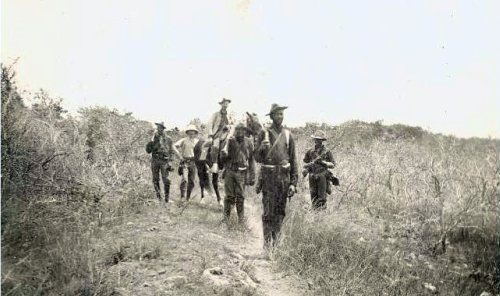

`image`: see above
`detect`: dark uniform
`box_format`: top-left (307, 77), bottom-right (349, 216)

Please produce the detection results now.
top-left (221, 136), bottom-right (255, 223)
top-left (150, 131), bottom-right (174, 202)
top-left (303, 145), bottom-right (335, 209)
top-left (255, 124), bottom-right (298, 246)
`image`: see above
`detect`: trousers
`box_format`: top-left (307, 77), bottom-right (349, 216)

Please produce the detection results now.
top-left (223, 169), bottom-right (246, 223)
top-left (309, 172), bottom-right (328, 209)
top-left (261, 166), bottom-right (290, 246)
top-left (151, 158), bottom-right (170, 201)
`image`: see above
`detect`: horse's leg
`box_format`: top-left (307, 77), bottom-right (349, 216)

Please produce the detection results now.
top-left (212, 172), bottom-right (221, 203)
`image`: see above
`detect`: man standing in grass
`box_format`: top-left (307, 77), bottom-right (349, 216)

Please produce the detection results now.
top-left (221, 121), bottom-right (256, 225)
top-left (254, 104), bottom-right (298, 247)
top-left (146, 121), bottom-right (182, 203)
top-left (303, 130), bottom-right (336, 209)
top-left (175, 124), bottom-right (199, 200)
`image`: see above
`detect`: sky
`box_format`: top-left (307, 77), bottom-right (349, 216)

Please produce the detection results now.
top-left (1, 0), bottom-right (499, 138)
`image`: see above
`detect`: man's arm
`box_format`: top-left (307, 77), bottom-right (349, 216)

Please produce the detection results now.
top-left (253, 130), bottom-right (268, 163)
top-left (247, 139), bottom-right (256, 184)
top-left (288, 134), bottom-right (298, 187)
top-left (321, 150), bottom-right (336, 169)
top-left (303, 150), bottom-right (312, 163)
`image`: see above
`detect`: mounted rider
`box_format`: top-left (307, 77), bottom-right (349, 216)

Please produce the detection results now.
top-left (206, 98), bottom-right (235, 173)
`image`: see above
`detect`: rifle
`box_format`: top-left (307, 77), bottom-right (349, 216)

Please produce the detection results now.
top-left (302, 149), bottom-right (330, 177)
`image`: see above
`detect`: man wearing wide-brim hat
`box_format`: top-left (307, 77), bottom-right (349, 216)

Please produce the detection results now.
top-left (174, 124), bottom-right (200, 200)
top-left (254, 103), bottom-right (298, 248)
top-left (303, 130), bottom-right (336, 210)
top-left (146, 121), bottom-right (182, 203)
top-left (205, 98), bottom-right (235, 200)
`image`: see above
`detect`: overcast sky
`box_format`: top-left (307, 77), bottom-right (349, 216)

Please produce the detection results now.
top-left (2, 0), bottom-right (499, 138)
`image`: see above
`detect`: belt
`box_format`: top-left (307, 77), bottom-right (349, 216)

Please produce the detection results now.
top-left (261, 163), bottom-right (290, 169)
top-left (228, 166), bottom-right (247, 171)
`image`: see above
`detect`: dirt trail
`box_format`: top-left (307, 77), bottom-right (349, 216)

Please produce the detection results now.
top-left (99, 190), bottom-right (305, 295)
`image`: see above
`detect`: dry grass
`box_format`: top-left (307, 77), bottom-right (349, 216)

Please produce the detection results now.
top-left (2, 65), bottom-right (498, 295)
top-left (272, 129), bottom-right (499, 295)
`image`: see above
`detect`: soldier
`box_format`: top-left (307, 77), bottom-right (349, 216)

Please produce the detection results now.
top-left (220, 121), bottom-right (256, 224)
top-left (175, 124), bottom-right (199, 200)
top-left (146, 122), bottom-right (182, 203)
top-left (254, 104), bottom-right (298, 247)
top-left (303, 130), bottom-right (336, 209)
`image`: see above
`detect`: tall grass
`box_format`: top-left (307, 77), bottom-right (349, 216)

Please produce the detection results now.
top-left (275, 128), bottom-right (499, 295)
top-left (2, 64), bottom-right (498, 295)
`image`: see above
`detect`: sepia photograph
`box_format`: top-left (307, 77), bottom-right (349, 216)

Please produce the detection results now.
top-left (1, 1), bottom-right (498, 295)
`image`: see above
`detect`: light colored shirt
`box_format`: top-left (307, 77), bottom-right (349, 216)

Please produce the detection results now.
top-left (207, 111), bottom-right (235, 137)
top-left (175, 137), bottom-right (199, 158)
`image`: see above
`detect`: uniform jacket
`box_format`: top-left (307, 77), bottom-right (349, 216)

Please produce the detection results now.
top-left (303, 145), bottom-right (335, 175)
top-left (151, 131), bottom-right (174, 161)
top-left (222, 137), bottom-right (256, 183)
top-left (254, 124), bottom-right (298, 187)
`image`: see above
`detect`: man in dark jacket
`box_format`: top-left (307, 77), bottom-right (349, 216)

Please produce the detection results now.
top-left (254, 104), bottom-right (298, 247)
top-left (221, 122), bottom-right (256, 224)
top-left (146, 122), bottom-right (182, 203)
top-left (303, 130), bottom-right (336, 209)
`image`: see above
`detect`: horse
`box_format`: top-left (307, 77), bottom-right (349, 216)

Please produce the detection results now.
top-left (191, 112), bottom-right (265, 201)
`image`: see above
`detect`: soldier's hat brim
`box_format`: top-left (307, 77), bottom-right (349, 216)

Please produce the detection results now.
top-left (311, 130), bottom-right (327, 140)
top-left (266, 104), bottom-right (288, 116)
top-left (155, 122), bottom-right (166, 128)
top-left (311, 135), bottom-right (327, 140)
top-left (218, 98), bottom-right (232, 104)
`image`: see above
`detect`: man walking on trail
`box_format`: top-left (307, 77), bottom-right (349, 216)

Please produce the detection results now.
top-left (254, 104), bottom-right (298, 247)
top-left (175, 124), bottom-right (199, 200)
top-left (146, 121), bottom-right (182, 203)
top-left (221, 121), bottom-right (256, 225)
top-left (303, 130), bottom-right (336, 210)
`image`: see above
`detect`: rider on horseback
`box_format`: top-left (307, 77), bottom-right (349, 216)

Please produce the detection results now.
top-left (206, 98), bottom-right (235, 173)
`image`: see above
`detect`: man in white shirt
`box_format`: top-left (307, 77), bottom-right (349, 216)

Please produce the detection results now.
top-left (175, 124), bottom-right (200, 200)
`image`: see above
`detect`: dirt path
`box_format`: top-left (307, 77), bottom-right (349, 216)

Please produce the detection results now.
top-left (98, 191), bottom-right (305, 295)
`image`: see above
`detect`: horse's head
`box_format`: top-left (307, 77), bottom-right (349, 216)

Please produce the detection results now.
top-left (246, 112), bottom-right (263, 136)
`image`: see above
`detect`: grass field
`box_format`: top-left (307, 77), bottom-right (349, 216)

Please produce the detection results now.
top-left (2, 65), bottom-right (498, 295)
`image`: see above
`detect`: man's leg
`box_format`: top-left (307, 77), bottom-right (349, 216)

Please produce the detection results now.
top-left (271, 172), bottom-right (289, 245)
top-left (180, 164), bottom-right (186, 198)
top-left (316, 174), bottom-right (328, 209)
top-left (210, 138), bottom-right (220, 172)
top-left (159, 161), bottom-right (170, 202)
top-left (212, 173), bottom-right (221, 202)
top-left (261, 171), bottom-right (274, 247)
top-left (236, 197), bottom-right (245, 224)
top-left (151, 160), bottom-right (161, 200)
top-left (223, 170), bottom-right (236, 222)
top-left (234, 171), bottom-right (246, 224)
top-left (196, 162), bottom-right (208, 198)
top-left (309, 175), bottom-right (320, 209)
